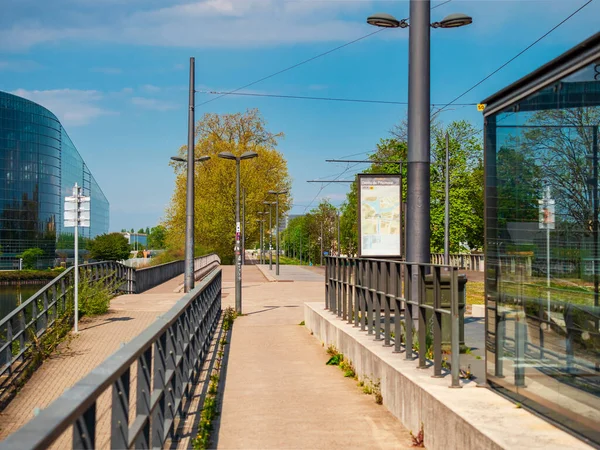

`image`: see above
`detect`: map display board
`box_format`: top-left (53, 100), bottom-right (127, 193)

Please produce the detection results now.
top-left (358, 174), bottom-right (401, 257)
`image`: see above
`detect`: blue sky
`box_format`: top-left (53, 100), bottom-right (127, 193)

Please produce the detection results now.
top-left (1, 0), bottom-right (598, 232)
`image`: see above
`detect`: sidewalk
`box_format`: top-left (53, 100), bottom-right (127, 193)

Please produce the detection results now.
top-left (215, 265), bottom-right (413, 449)
top-left (0, 275), bottom-right (185, 440)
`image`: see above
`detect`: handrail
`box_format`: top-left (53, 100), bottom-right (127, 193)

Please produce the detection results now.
top-left (0, 267), bottom-right (222, 450)
top-left (0, 253), bottom-right (220, 406)
top-left (325, 256), bottom-right (464, 388)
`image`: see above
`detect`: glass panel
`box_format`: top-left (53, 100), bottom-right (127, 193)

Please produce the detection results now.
top-left (486, 62), bottom-right (600, 443)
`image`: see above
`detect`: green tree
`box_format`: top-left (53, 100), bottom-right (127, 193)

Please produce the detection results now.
top-left (148, 225), bottom-right (167, 249)
top-left (165, 109), bottom-right (291, 263)
top-left (137, 228), bottom-right (145, 234)
top-left (20, 248), bottom-right (44, 269)
top-left (89, 233), bottom-right (131, 261)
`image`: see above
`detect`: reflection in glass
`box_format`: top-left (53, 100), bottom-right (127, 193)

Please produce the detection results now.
top-left (486, 61), bottom-right (600, 444)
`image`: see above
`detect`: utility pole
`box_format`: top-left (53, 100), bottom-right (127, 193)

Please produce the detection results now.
top-left (184, 56), bottom-right (195, 293)
top-left (444, 132), bottom-right (450, 266)
top-left (242, 188), bottom-right (246, 266)
top-left (320, 220), bottom-right (324, 266)
top-left (337, 210), bottom-right (341, 256)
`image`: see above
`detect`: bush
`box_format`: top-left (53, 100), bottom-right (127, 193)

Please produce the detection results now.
top-left (89, 233), bottom-right (131, 261)
top-left (75, 270), bottom-right (120, 316)
top-left (0, 270), bottom-right (62, 282)
top-left (20, 248), bottom-right (44, 269)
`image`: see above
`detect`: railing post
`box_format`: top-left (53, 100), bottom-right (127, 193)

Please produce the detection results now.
top-left (405, 265), bottom-right (413, 360)
top-left (352, 259), bottom-right (358, 326)
top-left (450, 268), bottom-right (461, 388)
top-left (135, 348), bottom-right (152, 448)
top-left (325, 257), bottom-right (329, 310)
top-left (73, 403), bottom-right (96, 449)
top-left (383, 261), bottom-right (392, 347)
top-left (417, 265), bottom-right (427, 369)
top-left (342, 258), bottom-right (348, 321)
top-left (152, 333), bottom-right (167, 446)
top-left (360, 260), bottom-right (367, 331)
top-left (432, 266), bottom-right (442, 378)
top-left (110, 368), bottom-right (130, 449)
top-left (374, 261), bottom-right (383, 341)
top-left (393, 262), bottom-right (403, 353)
top-left (366, 261), bottom-right (374, 335)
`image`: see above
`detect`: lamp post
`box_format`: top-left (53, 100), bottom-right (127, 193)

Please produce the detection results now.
top-left (170, 154), bottom-right (211, 292)
top-left (255, 218), bottom-right (264, 264)
top-left (367, 6), bottom-right (472, 265)
top-left (264, 201), bottom-right (275, 270)
top-left (268, 190), bottom-right (288, 275)
top-left (218, 150), bottom-right (259, 314)
top-left (257, 211), bottom-right (266, 264)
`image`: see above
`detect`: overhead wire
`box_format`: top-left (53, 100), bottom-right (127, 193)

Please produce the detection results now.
top-left (434, 0), bottom-right (595, 115)
top-left (196, 0), bottom-right (453, 109)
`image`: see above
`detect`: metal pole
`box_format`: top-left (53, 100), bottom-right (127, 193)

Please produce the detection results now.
top-left (444, 132), bottom-right (450, 266)
top-left (593, 127), bottom-right (599, 320)
top-left (337, 211), bottom-right (341, 256)
top-left (260, 220), bottom-right (264, 265)
top-left (399, 161), bottom-right (404, 260)
top-left (406, 0), bottom-right (431, 265)
top-left (320, 220), bottom-right (323, 266)
top-left (269, 204), bottom-right (273, 270)
top-left (184, 57), bottom-right (195, 293)
top-left (235, 158), bottom-right (242, 313)
top-left (276, 196), bottom-right (280, 275)
top-left (74, 184), bottom-right (79, 334)
top-left (300, 233), bottom-right (302, 265)
top-left (242, 188), bottom-right (246, 266)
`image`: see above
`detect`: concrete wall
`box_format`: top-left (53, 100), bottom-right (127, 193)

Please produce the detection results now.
top-left (304, 302), bottom-right (590, 450)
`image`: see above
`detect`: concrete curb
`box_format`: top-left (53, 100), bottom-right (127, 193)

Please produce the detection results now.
top-left (255, 264), bottom-right (277, 282)
top-left (304, 302), bottom-right (591, 450)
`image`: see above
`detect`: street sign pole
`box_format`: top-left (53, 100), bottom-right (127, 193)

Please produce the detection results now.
top-left (539, 186), bottom-right (555, 320)
top-left (65, 183), bottom-right (91, 334)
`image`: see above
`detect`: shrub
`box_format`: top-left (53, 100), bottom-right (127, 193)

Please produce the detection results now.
top-left (20, 248), bottom-right (45, 269)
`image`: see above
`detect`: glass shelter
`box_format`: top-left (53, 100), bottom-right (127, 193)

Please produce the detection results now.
top-left (483, 33), bottom-right (600, 445)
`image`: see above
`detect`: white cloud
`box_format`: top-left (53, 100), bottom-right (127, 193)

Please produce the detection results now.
top-left (10, 88), bottom-right (114, 126)
top-left (0, 0), bottom-right (366, 50)
top-left (131, 96), bottom-right (178, 111)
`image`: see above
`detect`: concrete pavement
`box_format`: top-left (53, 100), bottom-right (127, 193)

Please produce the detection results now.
top-left (215, 265), bottom-right (413, 449)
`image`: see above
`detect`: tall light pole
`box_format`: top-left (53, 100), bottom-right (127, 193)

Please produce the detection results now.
top-left (264, 201), bottom-right (275, 270)
top-left (268, 189), bottom-right (288, 275)
top-left (257, 211), bottom-right (266, 264)
top-left (218, 150), bottom-right (259, 314)
top-left (170, 154), bottom-right (211, 291)
top-left (185, 56), bottom-right (195, 293)
top-left (367, 8), bottom-right (472, 265)
top-left (242, 188), bottom-right (246, 266)
top-left (444, 132), bottom-right (450, 266)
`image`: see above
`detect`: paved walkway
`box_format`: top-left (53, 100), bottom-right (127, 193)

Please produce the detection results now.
top-left (0, 274), bottom-right (186, 440)
top-left (216, 265), bottom-right (413, 449)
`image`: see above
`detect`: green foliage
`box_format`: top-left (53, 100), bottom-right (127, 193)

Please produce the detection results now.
top-left (298, 320), bottom-right (305, 326)
top-left (0, 269), bottom-right (63, 282)
top-left (166, 109), bottom-right (291, 263)
top-left (75, 270), bottom-right (119, 316)
top-left (326, 353), bottom-right (343, 366)
top-left (148, 225), bottom-right (167, 249)
top-left (89, 233), bottom-right (131, 261)
top-left (56, 233), bottom-right (92, 250)
top-left (19, 248), bottom-right (44, 269)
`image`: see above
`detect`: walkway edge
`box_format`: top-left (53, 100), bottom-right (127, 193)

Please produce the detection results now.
top-left (255, 264), bottom-right (277, 282)
top-left (304, 302), bottom-right (591, 450)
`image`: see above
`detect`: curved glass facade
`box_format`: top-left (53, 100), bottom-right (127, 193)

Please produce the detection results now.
top-left (484, 34), bottom-right (600, 445)
top-left (0, 91), bottom-right (109, 268)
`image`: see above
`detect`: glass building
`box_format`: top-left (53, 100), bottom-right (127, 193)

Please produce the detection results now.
top-left (0, 91), bottom-right (109, 268)
top-left (483, 33), bottom-right (600, 445)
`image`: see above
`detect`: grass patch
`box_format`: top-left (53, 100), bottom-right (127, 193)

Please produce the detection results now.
top-left (466, 281), bottom-right (485, 305)
top-left (192, 307), bottom-right (237, 450)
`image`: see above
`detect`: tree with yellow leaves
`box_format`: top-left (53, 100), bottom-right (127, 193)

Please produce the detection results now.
top-left (165, 109), bottom-right (291, 263)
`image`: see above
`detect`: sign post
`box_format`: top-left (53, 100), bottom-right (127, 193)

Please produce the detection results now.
top-left (64, 183), bottom-right (91, 333)
top-left (539, 185), bottom-right (555, 320)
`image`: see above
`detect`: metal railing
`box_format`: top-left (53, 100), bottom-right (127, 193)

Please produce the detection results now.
top-left (325, 256), bottom-right (462, 388)
top-left (0, 267), bottom-right (222, 450)
top-left (0, 254), bottom-right (220, 403)
top-left (133, 253), bottom-right (220, 293)
top-left (431, 252), bottom-right (484, 272)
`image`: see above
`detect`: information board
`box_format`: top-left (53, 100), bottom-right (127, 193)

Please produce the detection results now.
top-left (358, 174), bottom-right (401, 257)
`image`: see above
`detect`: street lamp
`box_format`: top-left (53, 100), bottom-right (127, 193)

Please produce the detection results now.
top-left (218, 150), bottom-right (259, 314)
top-left (367, 4), bottom-right (472, 266)
top-left (255, 217), bottom-right (265, 264)
top-left (257, 211), bottom-right (267, 264)
top-left (170, 154), bottom-right (211, 292)
top-left (268, 189), bottom-right (288, 275)
top-left (263, 201), bottom-right (275, 270)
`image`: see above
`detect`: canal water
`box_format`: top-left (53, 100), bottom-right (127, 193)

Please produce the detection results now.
top-left (0, 284), bottom-right (45, 322)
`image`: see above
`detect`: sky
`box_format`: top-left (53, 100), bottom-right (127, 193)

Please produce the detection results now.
top-left (1, 0), bottom-right (598, 232)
